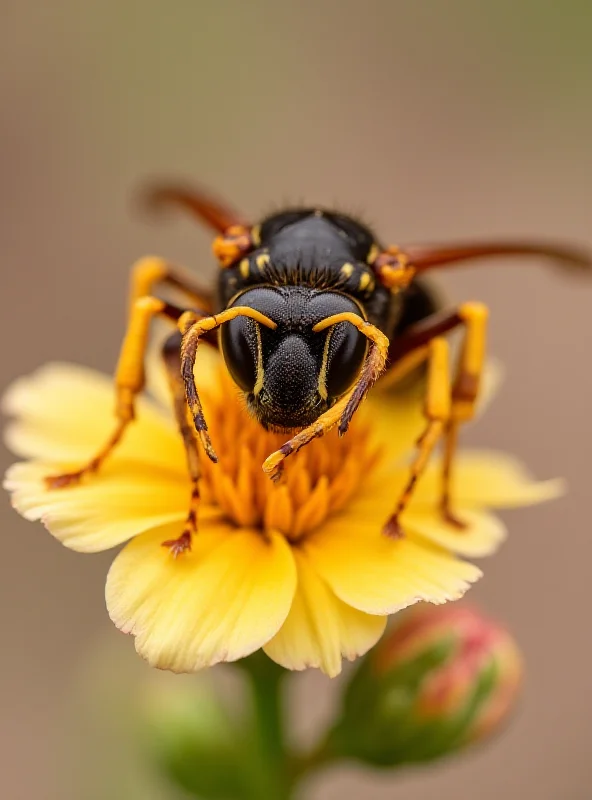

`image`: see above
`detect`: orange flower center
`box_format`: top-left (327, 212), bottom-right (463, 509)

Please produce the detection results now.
top-left (198, 368), bottom-right (382, 541)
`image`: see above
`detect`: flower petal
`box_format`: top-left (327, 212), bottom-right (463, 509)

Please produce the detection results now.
top-left (264, 550), bottom-right (386, 677)
top-left (366, 383), bottom-right (425, 463)
top-left (404, 508), bottom-right (507, 557)
top-left (3, 363), bottom-right (184, 472)
top-left (407, 452), bottom-right (565, 510)
top-left (332, 473), bottom-right (508, 559)
top-left (367, 361), bottom-right (504, 464)
top-left (305, 518), bottom-right (481, 615)
top-left (106, 524), bottom-right (297, 672)
top-left (4, 460), bottom-right (193, 552)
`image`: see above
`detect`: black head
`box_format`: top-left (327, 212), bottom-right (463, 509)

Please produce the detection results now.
top-left (220, 286), bottom-right (368, 430)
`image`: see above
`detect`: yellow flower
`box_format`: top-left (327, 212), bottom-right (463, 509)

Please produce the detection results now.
top-left (3, 348), bottom-right (561, 677)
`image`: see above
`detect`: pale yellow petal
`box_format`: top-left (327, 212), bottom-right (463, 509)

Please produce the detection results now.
top-left (366, 383), bottom-right (425, 463)
top-left (339, 471), bottom-right (404, 522)
top-left (367, 360), bottom-right (503, 463)
top-left (305, 517), bottom-right (481, 615)
top-left (3, 363), bottom-right (184, 472)
top-left (403, 508), bottom-right (507, 557)
top-left (363, 359), bottom-right (503, 461)
top-left (406, 451), bottom-right (565, 510)
top-left (334, 474), bottom-right (506, 559)
top-left (106, 524), bottom-right (296, 672)
top-left (339, 450), bottom-right (560, 559)
top-left (264, 550), bottom-right (386, 677)
top-left (4, 461), bottom-right (191, 552)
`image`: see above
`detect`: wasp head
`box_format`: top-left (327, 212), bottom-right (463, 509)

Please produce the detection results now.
top-left (220, 286), bottom-right (368, 431)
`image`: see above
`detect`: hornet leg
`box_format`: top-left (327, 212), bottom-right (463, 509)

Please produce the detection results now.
top-left (159, 331), bottom-right (202, 556)
top-left (382, 337), bottom-right (451, 537)
top-left (380, 302), bottom-right (489, 533)
top-left (45, 255), bottom-right (213, 489)
top-left (45, 296), bottom-right (186, 488)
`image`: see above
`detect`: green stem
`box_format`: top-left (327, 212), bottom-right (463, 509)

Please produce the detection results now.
top-left (240, 653), bottom-right (292, 800)
top-left (238, 655), bottom-right (340, 798)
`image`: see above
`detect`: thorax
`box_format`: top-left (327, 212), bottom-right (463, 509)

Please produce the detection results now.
top-left (217, 211), bottom-right (397, 332)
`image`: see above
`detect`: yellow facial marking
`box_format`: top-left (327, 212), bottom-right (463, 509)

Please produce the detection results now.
top-left (253, 323), bottom-right (265, 396)
top-left (256, 253), bottom-right (271, 271)
top-left (251, 224), bottom-right (261, 246)
top-left (340, 262), bottom-right (355, 279)
top-left (239, 258), bottom-right (250, 279)
top-left (367, 244), bottom-right (380, 264)
top-left (358, 272), bottom-right (374, 292)
top-left (317, 328), bottom-right (333, 401)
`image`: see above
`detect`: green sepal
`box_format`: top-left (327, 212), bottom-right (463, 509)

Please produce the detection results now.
top-left (330, 636), bottom-right (499, 768)
top-left (333, 637), bottom-right (456, 765)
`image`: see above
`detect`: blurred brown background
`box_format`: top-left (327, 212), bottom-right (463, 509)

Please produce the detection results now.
top-left (1, 1), bottom-right (591, 798)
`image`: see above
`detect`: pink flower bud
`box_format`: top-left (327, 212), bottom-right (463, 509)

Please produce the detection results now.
top-left (337, 604), bottom-right (523, 765)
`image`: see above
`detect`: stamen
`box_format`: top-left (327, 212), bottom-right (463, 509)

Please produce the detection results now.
top-left (195, 366), bottom-right (382, 542)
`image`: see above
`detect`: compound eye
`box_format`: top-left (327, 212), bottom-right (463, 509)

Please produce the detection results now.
top-left (325, 322), bottom-right (368, 399)
top-left (220, 316), bottom-right (259, 393)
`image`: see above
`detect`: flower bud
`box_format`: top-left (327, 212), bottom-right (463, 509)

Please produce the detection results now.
top-left (334, 604), bottom-right (522, 766)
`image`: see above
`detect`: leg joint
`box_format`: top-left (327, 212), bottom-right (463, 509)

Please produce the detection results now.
top-left (459, 301), bottom-right (489, 323)
top-left (131, 256), bottom-right (169, 286)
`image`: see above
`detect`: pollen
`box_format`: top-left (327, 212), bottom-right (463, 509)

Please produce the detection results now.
top-left (198, 367), bottom-right (382, 542)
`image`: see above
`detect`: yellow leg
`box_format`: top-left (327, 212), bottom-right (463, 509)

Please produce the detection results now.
top-left (441, 302), bottom-right (488, 525)
top-left (159, 332), bottom-right (202, 556)
top-left (45, 296), bottom-right (180, 488)
top-left (127, 256), bottom-right (213, 316)
top-left (262, 313), bottom-right (390, 481)
top-left (45, 256), bottom-right (214, 491)
top-left (382, 337), bottom-right (451, 537)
